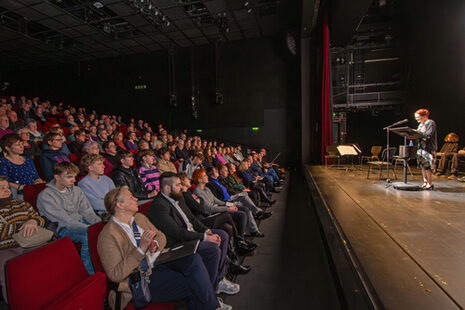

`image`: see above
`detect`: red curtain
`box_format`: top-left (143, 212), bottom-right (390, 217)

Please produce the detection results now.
top-left (321, 14), bottom-right (332, 163)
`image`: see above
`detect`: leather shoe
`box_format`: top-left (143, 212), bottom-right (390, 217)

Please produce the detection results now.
top-left (256, 211), bottom-right (272, 220)
top-left (237, 240), bottom-right (257, 252)
top-left (229, 262), bottom-right (252, 275)
top-left (247, 231), bottom-right (265, 238)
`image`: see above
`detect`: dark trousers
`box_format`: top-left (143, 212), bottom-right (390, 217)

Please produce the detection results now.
top-left (436, 153), bottom-right (454, 172)
top-left (197, 229), bottom-right (229, 289)
top-left (451, 153), bottom-right (465, 174)
top-left (150, 254), bottom-right (219, 310)
top-left (200, 212), bottom-right (237, 239)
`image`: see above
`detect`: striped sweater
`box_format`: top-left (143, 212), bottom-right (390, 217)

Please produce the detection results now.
top-left (0, 199), bottom-right (45, 249)
top-left (138, 164), bottom-right (160, 192)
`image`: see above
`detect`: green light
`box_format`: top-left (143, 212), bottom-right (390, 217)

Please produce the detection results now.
top-left (252, 127), bottom-right (259, 131)
top-left (196, 129), bottom-right (203, 133)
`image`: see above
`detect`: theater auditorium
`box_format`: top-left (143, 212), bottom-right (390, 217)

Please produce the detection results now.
top-left (1, 0), bottom-right (464, 309)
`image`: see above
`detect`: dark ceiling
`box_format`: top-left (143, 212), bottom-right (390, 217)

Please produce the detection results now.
top-left (0, 0), bottom-right (281, 70)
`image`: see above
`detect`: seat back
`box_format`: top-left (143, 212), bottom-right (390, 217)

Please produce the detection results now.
top-left (24, 182), bottom-right (47, 211)
top-left (381, 147), bottom-right (397, 162)
top-left (6, 237), bottom-right (89, 310)
top-left (138, 201), bottom-right (152, 215)
top-left (370, 146), bottom-right (383, 157)
top-left (88, 222), bottom-right (106, 274)
top-left (326, 145), bottom-right (339, 155)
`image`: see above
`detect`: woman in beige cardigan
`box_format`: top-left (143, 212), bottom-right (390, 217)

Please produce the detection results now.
top-left (97, 186), bottom-right (222, 310)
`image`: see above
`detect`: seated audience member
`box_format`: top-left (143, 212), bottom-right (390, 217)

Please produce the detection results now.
top-left (63, 115), bottom-right (78, 128)
top-left (32, 105), bottom-right (48, 124)
top-left (167, 142), bottom-right (177, 162)
top-left (156, 147), bottom-right (177, 174)
top-left (233, 146), bottom-right (245, 162)
top-left (37, 162), bottom-right (100, 274)
top-left (147, 172), bottom-right (239, 299)
top-left (175, 139), bottom-right (189, 162)
top-left (112, 150), bottom-right (156, 203)
top-left (66, 125), bottom-right (80, 142)
top-left (96, 128), bottom-right (108, 149)
top-left (113, 131), bottom-right (127, 152)
top-left (435, 132), bottom-right (460, 176)
top-left (228, 162), bottom-right (274, 205)
top-left (124, 131), bottom-right (139, 151)
top-left (192, 168), bottom-right (264, 238)
top-left (181, 152), bottom-right (204, 179)
top-left (102, 141), bottom-right (118, 176)
top-left (26, 118), bottom-right (44, 142)
top-left (203, 148), bottom-right (214, 168)
top-left (40, 132), bottom-right (70, 181)
top-left (98, 186), bottom-right (222, 310)
top-left (206, 166), bottom-right (270, 228)
top-left (89, 125), bottom-right (99, 141)
top-left (138, 149), bottom-right (160, 194)
top-left (217, 163), bottom-right (261, 208)
top-left (7, 110), bottom-right (24, 131)
top-left (45, 126), bottom-right (70, 153)
top-left (17, 103), bottom-right (32, 121)
top-left (449, 147), bottom-right (465, 180)
top-left (214, 147), bottom-right (228, 165)
top-left (250, 152), bottom-right (281, 187)
top-left (0, 115), bottom-right (14, 138)
top-left (17, 127), bottom-right (41, 159)
top-left (0, 134), bottom-right (44, 199)
top-left (242, 157), bottom-right (276, 193)
top-left (0, 176), bottom-right (46, 302)
top-left (68, 129), bottom-right (87, 154)
top-left (179, 173), bottom-right (255, 258)
top-left (78, 154), bottom-right (115, 215)
top-left (82, 140), bottom-right (100, 155)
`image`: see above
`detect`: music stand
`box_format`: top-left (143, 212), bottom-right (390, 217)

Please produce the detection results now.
top-left (390, 127), bottom-right (423, 191)
top-left (337, 145), bottom-right (359, 171)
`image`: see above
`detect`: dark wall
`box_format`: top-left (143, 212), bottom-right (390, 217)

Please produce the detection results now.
top-left (403, 0), bottom-right (465, 145)
top-left (4, 37), bottom-right (300, 166)
top-left (335, 0), bottom-right (465, 154)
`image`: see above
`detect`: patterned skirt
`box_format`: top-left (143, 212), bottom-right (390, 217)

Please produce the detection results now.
top-left (417, 149), bottom-right (434, 170)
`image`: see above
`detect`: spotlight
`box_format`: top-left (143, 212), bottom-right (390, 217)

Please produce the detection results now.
top-left (247, 8), bottom-right (252, 13)
top-left (244, 1), bottom-right (249, 6)
top-left (93, 1), bottom-right (103, 8)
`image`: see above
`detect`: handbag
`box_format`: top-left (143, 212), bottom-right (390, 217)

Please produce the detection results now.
top-left (12, 226), bottom-right (54, 248)
top-left (0, 215), bottom-right (53, 248)
top-left (128, 268), bottom-right (151, 308)
top-left (128, 220), bottom-right (151, 308)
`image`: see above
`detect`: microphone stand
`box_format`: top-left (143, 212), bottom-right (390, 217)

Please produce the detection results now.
top-left (382, 119), bottom-right (406, 187)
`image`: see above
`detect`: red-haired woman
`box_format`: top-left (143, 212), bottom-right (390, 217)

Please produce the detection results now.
top-left (414, 108), bottom-right (437, 190)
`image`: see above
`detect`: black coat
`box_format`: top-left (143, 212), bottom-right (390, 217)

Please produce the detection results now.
top-left (147, 193), bottom-right (208, 247)
top-left (112, 164), bottom-right (149, 200)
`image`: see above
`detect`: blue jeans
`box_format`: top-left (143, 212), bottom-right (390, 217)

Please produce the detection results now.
top-left (59, 222), bottom-right (94, 275)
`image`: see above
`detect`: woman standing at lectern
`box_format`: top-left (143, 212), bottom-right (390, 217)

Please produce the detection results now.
top-left (415, 108), bottom-right (437, 190)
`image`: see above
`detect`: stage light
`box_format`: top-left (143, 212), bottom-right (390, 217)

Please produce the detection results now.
top-left (247, 8), bottom-right (252, 13)
top-left (244, 1), bottom-right (249, 6)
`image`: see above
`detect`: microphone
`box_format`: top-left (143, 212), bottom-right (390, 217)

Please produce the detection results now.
top-left (391, 119), bottom-right (408, 127)
top-left (383, 118), bottom-right (408, 130)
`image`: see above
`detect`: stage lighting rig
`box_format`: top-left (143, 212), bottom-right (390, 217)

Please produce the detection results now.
top-left (127, 0), bottom-right (171, 27)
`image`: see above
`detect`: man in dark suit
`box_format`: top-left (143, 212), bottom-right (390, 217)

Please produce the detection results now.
top-left (148, 172), bottom-right (240, 296)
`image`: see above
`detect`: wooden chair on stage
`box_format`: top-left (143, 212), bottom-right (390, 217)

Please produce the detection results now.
top-left (324, 145), bottom-right (341, 168)
top-left (360, 146), bottom-right (383, 165)
top-left (367, 147), bottom-right (398, 179)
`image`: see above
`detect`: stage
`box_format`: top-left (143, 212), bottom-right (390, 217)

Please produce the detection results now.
top-left (304, 164), bottom-right (465, 310)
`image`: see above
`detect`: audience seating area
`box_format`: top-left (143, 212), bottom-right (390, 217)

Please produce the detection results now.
top-left (0, 94), bottom-right (284, 309)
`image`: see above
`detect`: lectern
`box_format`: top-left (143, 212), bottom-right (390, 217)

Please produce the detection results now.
top-left (390, 127), bottom-right (423, 190)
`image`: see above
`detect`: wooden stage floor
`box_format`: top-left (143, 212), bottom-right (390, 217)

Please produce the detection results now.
top-left (305, 164), bottom-right (465, 310)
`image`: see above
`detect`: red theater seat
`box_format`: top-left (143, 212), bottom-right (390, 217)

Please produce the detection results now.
top-left (24, 183), bottom-right (47, 211)
top-left (6, 237), bottom-right (106, 310)
top-left (88, 223), bottom-right (179, 310)
top-left (138, 200), bottom-right (153, 215)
